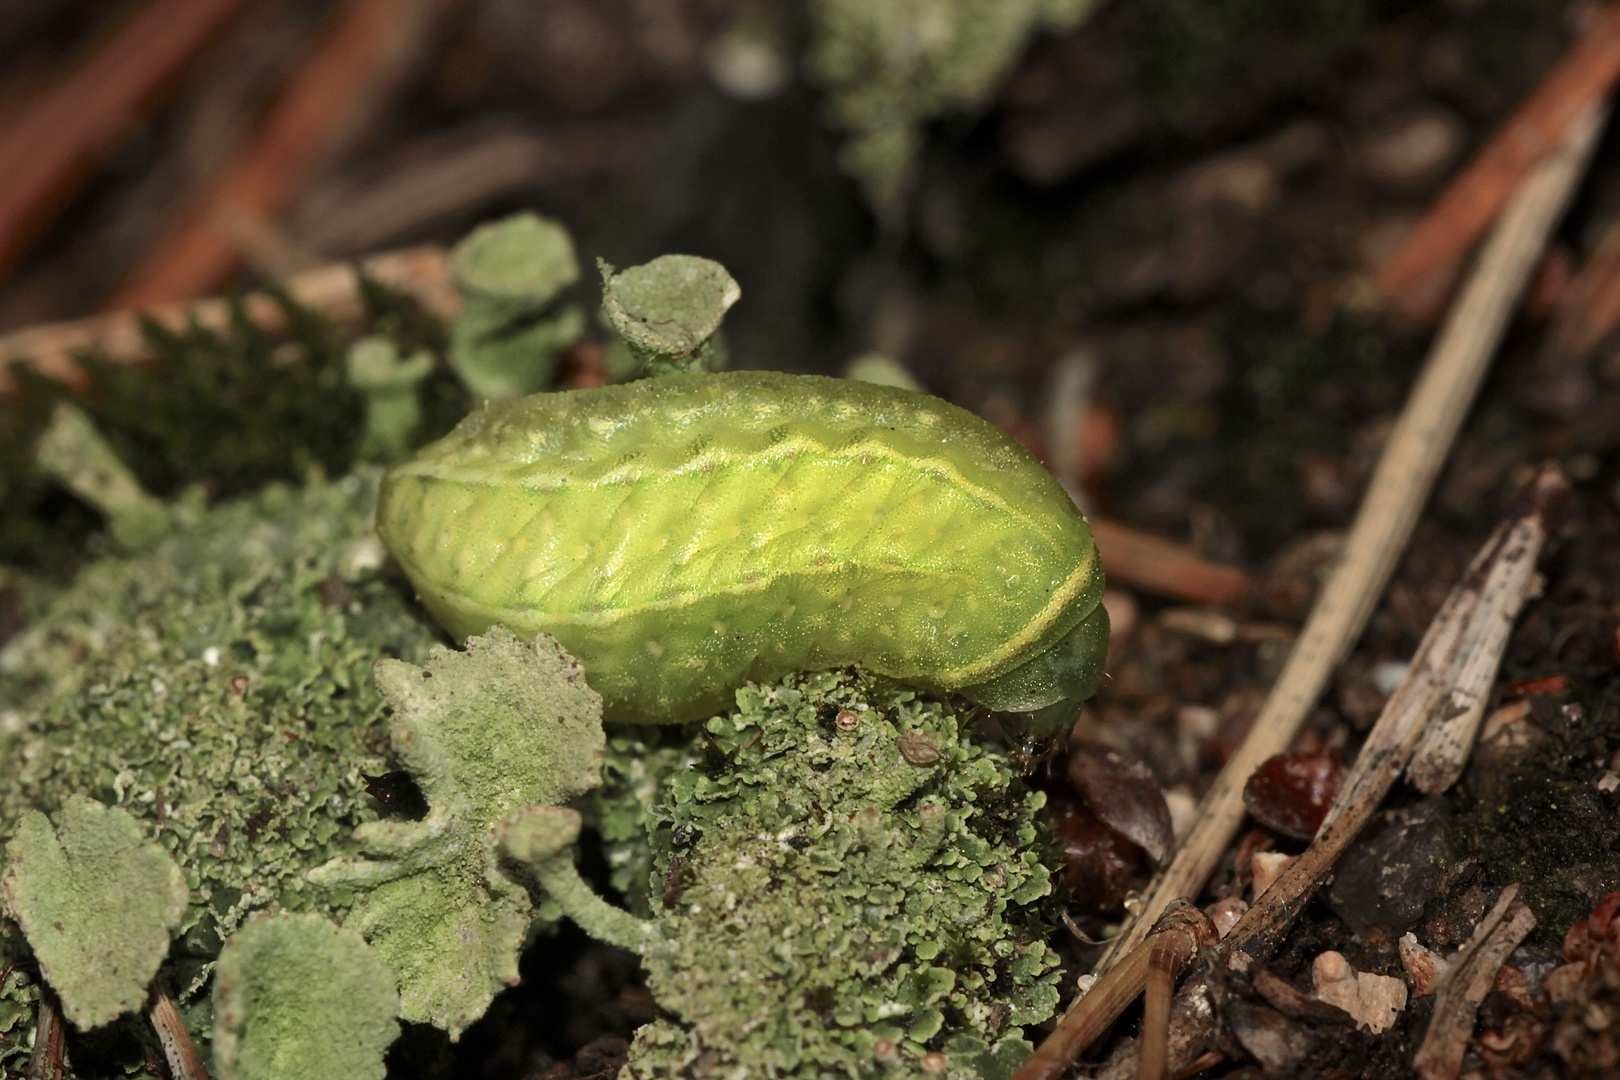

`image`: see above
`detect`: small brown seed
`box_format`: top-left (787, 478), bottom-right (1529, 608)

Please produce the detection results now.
top-left (898, 731), bottom-right (942, 765)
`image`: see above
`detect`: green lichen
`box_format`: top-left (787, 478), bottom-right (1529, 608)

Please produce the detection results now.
top-left (807, 0), bottom-right (1095, 213)
top-left (585, 731), bottom-right (697, 919)
top-left (34, 402), bottom-right (173, 554)
top-left (308, 627), bottom-right (604, 1037)
top-left (1, 798), bottom-right (188, 1029)
top-left (345, 337), bottom-right (435, 462)
top-left (211, 912), bottom-right (398, 1080)
top-left (449, 212), bottom-right (584, 401)
top-left (599, 255), bottom-right (740, 378)
top-left (618, 669), bottom-right (1062, 1079)
top-left (497, 806), bottom-right (651, 951)
top-left (0, 468), bottom-right (442, 1062)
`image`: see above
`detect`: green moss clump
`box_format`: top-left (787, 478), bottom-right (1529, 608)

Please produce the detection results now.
top-left (622, 669), bottom-right (1060, 1079)
top-left (0, 470), bottom-right (443, 1066)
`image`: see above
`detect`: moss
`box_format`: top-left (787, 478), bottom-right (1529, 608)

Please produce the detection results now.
top-left (621, 669), bottom-right (1061, 1079)
top-left (0, 273), bottom-right (460, 578)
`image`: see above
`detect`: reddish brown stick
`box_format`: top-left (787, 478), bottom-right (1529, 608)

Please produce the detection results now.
top-left (106, 0), bottom-right (456, 310)
top-left (1377, 3), bottom-right (1620, 321)
top-left (1542, 207), bottom-right (1620, 361)
top-left (1090, 519), bottom-right (1251, 606)
top-left (0, 0), bottom-right (251, 287)
top-left (1013, 902), bottom-right (1216, 1080)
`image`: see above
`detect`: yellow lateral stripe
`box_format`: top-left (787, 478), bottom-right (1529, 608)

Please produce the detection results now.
top-left (395, 432), bottom-right (1075, 545)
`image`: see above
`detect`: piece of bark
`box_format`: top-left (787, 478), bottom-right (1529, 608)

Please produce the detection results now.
top-left (0, 245), bottom-right (457, 393)
top-left (1399, 932), bottom-right (1452, 996)
top-left (106, 0), bottom-right (458, 309)
top-left (1413, 884), bottom-right (1538, 1080)
top-left (1220, 467), bottom-right (1559, 967)
top-left (1377, 4), bottom-right (1620, 322)
top-left (0, 0), bottom-right (253, 288)
top-left (1252, 966), bottom-right (1353, 1024)
top-left (1311, 951), bottom-right (1408, 1034)
top-left (1090, 518), bottom-right (1252, 605)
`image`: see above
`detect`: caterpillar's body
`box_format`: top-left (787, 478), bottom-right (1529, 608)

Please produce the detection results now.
top-left (377, 372), bottom-right (1107, 726)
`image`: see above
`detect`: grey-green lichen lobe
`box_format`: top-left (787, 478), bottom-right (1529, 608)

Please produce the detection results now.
top-left (0, 470), bottom-right (443, 1061)
top-left (622, 669), bottom-right (1061, 1079)
top-left (212, 912), bottom-right (399, 1080)
top-left (309, 626), bottom-right (605, 1037)
top-left (449, 211), bottom-right (585, 401)
top-left (2, 797), bottom-right (189, 1030)
top-left (599, 255), bottom-right (740, 378)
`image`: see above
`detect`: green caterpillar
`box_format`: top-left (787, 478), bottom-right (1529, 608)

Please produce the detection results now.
top-left (376, 371), bottom-right (1108, 729)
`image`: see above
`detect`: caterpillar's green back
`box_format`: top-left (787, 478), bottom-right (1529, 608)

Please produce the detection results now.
top-left (377, 372), bottom-right (1104, 722)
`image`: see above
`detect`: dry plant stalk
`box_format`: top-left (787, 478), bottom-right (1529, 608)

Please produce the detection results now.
top-left (0, 245), bottom-right (457, 394)
top-left (26, 991), bottom-right (66, 1080)
top-left (1378, 3), bottom-right (1620, 321)
top-left (0, 0), bottom-right (252, 287)
top-left (1413, 885), bottom-right (1538, 1080)
top-left (106, 0), bottom-right (457, 309)
top-left (1089, 519), bottom-right (1251, 605)
top-left (1223, 467), bottom-right (1562, 967)
top-left (1010, 902), bottom-right (1216, 1080)
top-left (146, 986), bottom-right (211, 1080)
top-left (1082, 98), bottom-right (1607, 989)
top-left (1019, 468), bottom-right (1559, 1080)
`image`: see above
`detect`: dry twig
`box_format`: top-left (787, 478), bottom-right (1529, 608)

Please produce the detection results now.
top-left (1378, 4), bottom-right (1620, 321)
top-left (1010, 902), bottom-right (1215, 1080)
top-left (1223, 467), bottom-right (1561, 968)
top-left (147, 985), bottom-right (211, 1080)
top-left (1090, 519), bottom-right (1252, 606)
top-left (0, 245), bottom-right (456, 394)
top-left (1412, 885), bottom-right (1538, 1080)
top-left (106, 0), bottom-right (458, 309)
top-left (26, 991), bottom-right (66, 1080)
top-left (1019, 92), bottom-right (1608, 1080)
top-left (0, 0), bottom-right (252, 287)
top-left (1083, 96), bottom-right (1606, 985)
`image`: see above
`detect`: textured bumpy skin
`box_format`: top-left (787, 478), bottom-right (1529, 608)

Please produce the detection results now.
top-left (377, 371), bottom-right (1105, 722)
